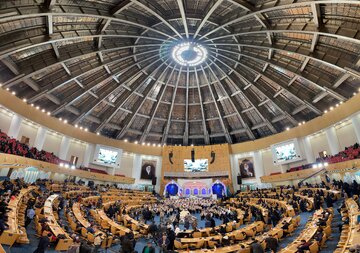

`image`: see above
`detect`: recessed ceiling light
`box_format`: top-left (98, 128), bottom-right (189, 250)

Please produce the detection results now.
top-left (23, 98), bottom-right (27, 102)
top-left (286, 127), bottom-right (290, 131)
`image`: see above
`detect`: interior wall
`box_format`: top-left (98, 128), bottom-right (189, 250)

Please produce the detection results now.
top-left (335, 122), bottom-right (357, 150)
top-left (17, 122), bottom-right (38, 147)
top-left (309, 132), bottom-right (329, 158)
top-left (42, 131), bottom-right (62, 156)
top-left (132, 154), bottom-right (162, 192)
top-left (67, 140), bottom-right (86, 166)
top-left (0, 109), bottom-right (12, 134)
top-left (119, 153), bottom-right (134, 177)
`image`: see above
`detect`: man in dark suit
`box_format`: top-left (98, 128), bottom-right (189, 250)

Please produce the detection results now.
top-left (142, 241), bottom-right (156, 253)
top-left (140, 163), bottom-right (155, 180)
top-left (33, 233), bottom-right (52, 253)
top-left (240, 159), bottom-right (255, 178)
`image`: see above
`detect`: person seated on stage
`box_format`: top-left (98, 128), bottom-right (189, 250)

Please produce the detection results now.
top-left (296, 240), bottom-right (312, 253)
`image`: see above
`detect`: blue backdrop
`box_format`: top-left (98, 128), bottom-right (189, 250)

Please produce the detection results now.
top-left (166, 183), bottom-right (179, 196)
top-left (212, 183), bottom-right (224, 198)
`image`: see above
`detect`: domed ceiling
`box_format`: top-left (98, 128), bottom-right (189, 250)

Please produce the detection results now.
top-left (0, 0), bottom-right (359, 145)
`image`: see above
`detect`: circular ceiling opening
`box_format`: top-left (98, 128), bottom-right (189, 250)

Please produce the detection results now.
top-left (172, 42), bottom-right (207, 66)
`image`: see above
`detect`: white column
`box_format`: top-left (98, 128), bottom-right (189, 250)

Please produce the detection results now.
top-left (132, 154), bottom-right (142, 183)
top-left (253, 151), bottom-right (264, 184)
top-left (351, 114), bottom-right (360, 144)
top-left (33, 127), bottom-right (47, 150)
top-left (58, 136), bottom-right (70, 160)
top-left (82, 143), bottom-right (95, 167)
top-left (7, 114), bottom-right (22, 138)
top-left (230, 155), bottom-right (240, 191)
top-left (302, 136), bottom-right (315, 163)
top-left (325, 126), bottom-right (341, 155)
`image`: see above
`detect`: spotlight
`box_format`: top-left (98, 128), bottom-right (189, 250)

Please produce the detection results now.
top-left (84, 128), bottom-right (88, 132)
top-left (71, 165), bottom-right (76, 169)
top-left (286, 127), bottom-right (290, 131)
top-left (134, 141), bottom-right (138, 144)
top-left (59, 163), bottom-right (64, 167)
top-left (142, 142), bottom-right (145, 146)
top-left (36, 106), bottom-right (40, 110)
top-left (64, 120), bottom-right (68, 124)
top-left (96, 132), bottom-right (100, 135)
top-left (324, 110), bottom-right (328, 114)
top-left (324, 162), bottom-right (329, 167)
top-left (75, 124), bottom-right (78, 128)
top-left (329, 106), bottom-right (334, 111)
top-left (11, 91), bottom-right (16, 95)
top-left (64, 164), bottom-right (69, 169)
top-left (124, 139), bottom-right (128, 142)
top-left (312, 164), bottom-right (318, 168)
top-left (47, 112), bottom-right (51, 115)
top-left (41, 109), bottom-right (45, 113)
top-left (23, 98), bottom-right (27, 102)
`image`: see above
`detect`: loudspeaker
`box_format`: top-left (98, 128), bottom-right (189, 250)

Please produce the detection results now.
top-left (191, 149), bottom-right (195, 162)
top-left (210, 151), bottom-right (216, 164)
top-left (237, 176), bottom-right (242, 185)
top-left (169, 151), bottom-right (173, 164)
top-left (152, 177), bottom-right (157, 186)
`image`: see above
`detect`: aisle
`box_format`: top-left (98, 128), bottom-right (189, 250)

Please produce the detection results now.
top-left (321, 200), bottom-right (343, 253)
top-left (278, 211), bottom-right (314, 250)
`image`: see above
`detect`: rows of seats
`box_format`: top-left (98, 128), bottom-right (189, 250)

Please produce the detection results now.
top-left (335, 197), bottom-right (360, 253)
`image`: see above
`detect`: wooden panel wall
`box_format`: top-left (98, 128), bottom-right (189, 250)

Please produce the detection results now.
top-left (160, 144), bottom-right (232, 192)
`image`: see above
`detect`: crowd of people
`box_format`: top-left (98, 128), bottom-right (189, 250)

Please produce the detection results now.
top-left (0, 130), bottom-right (59, 164)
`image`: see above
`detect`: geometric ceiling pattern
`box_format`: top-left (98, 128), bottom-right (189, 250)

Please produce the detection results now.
top-left (0, 0), bottom-right (359, 146)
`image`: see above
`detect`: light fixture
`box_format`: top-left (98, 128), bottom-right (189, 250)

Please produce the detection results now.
top-left (312, 164), bottom-right (318, 168)
top-left (63, 120), bottom-right (68, 124)
top-left (134, 141), bottom-right (138, 144)
top-left (41, 109), bottom-right (45, 113)
top-left (147, 143), bottom-right (150, 146)
top-left (47, 112), bottom-right (51, 115)
top-left (23, 98), bottom-right (27, 102)
top-left (324, 110), bottom-right (328, 113)
top-left (31, 104), bottom-right (34, 107)
top-left (329, 106), bottom-right (334, 111)
top-left (6, 88), bottom-right (9, 91)
top-left (75, 124), bottom-right (78, 128)
top-left (324, 162), bottom-right (329, 167)
top-left (172, 42), bottom-right (208, 66)
top-left (302, 121), bottom-right (305, 124)
top-left (124, 139), bottom-right (128, 142)
top-left (59, 163), bottom-right (64, 167)
top-left (335, 104), bottom-right (339, 107)
top-left (286, 127), bottom-right (290, 131)
top-left (79, 126), bottom-right (83, 130)
top-left (64, 164), bottom-right (69, 169)
top-left (71, 165), bottom-right (76, 169)
top-left (36, 106), bottom-right (40, 110)
top-left (59, 117), bottom-right (62, 121)
top-left (142, 142), bottom-right (145, 146)
top-left (84, 128), bottom-right (88, 132)
top-left (96, 132), bottom-right (100, 135)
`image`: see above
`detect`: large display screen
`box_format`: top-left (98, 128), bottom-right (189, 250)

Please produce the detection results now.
top-left (93, 145), bottom-right (122, 167)
top-left (97, 148), bottom-right (118, 165)
top-left (184, 159), bottom-right (208, 172)
top-left (271, 139), bottom-right (302, 165)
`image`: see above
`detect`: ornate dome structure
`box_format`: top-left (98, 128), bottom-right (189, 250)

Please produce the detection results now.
top-left (0, 0), bottom-right (359, 145)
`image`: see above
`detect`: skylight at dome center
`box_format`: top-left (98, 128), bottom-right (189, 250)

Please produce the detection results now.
top-left (172, 42), bottom-right (207, 66)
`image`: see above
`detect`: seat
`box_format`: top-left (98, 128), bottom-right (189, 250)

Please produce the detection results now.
top-left (55, 238), bottom-right (73, 251)
top-left (174, 240), bottom-right (187, 250)
top-left (0, 232), bottom-right (20, 246)
top-left (192, 232), bottom-right (202, 238)
top-left (234, 232), bottom-right (246, 241)
top-left (0, 243), bottom-right (6, 253)
top-left (87, 233), bottom-right (95, 243)
top-left (293, 216), bottom-right (301, 226)
top-left (324, 226), bottom-right (332, 238)
top-left (284, 224), bottom-right (295, 236)
top-left (81, 228), bottom-right (88, 237)
top-left (309, 241), bottom-right (319, 253)
top-left (226, 225), bottom-right (233, 232)
top-left (207, 240), bottom-right (217, 249)
top-left (101, 220), bottom-right (110, 230)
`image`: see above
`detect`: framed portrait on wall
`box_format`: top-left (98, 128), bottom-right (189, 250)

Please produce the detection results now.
top-left (238, 158), bottom-right (255, 179)
top-left (140, 160), bottom-right (156, 180)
